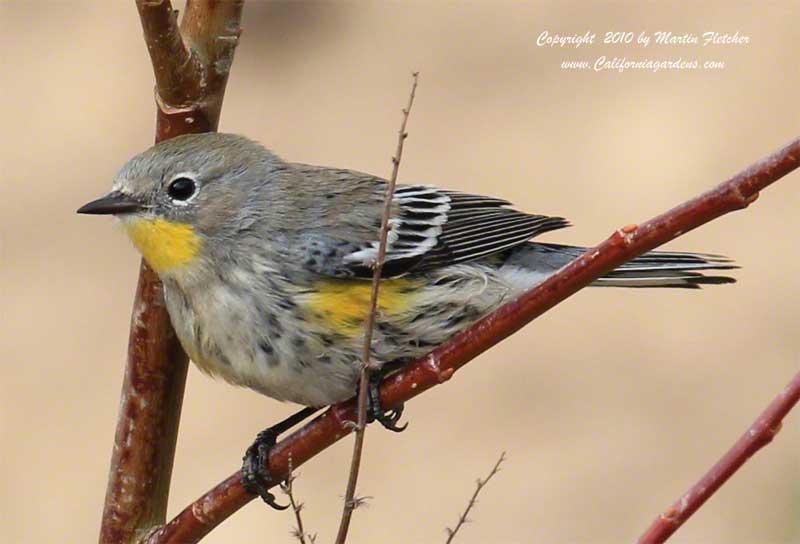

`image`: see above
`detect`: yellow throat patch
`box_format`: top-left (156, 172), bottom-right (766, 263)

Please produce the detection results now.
top-left (305, 278), bottom-right (420, 335)
top-left (124, 218), bottom-right (201, 273)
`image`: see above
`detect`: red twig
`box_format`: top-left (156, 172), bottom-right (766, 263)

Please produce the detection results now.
top-left (637, 368), bottom-right (800, 543)
top-left (148, 137), bottom-right (800, 543)
top-left (99, 2), bottom-right (242, 543)
top-left (333, 72), bottom-right (420, 544)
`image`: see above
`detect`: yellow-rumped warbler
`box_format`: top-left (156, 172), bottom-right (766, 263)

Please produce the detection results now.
top-left (78, 133), bottom-right (736, 504)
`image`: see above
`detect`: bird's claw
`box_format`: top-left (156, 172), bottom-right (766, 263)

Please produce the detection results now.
top-left (241, 406), bottom-right (320, 509)
top-left (242, 429), bottom-right (289, 510)
top-left (367, 372), bottom-right (408, 432)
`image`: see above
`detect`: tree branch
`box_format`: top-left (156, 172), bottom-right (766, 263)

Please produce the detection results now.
top-left (445, 452), bottom-right (506, 543)
top-left (136, 0), bottom-right (200, 109)
top-left (99, 3), bottom-right (243, 543)
top-left (334, 71), bottom-right (419, 544)
top-left (99, 263), bottom-right (190, 544)
top-left (148, 135), bottom-right (800, 543)
top-left (637, 366), bottom-right (800, 543)
top-left (281, 469), bottom-right (316, 544)
top-left (135, 0), bottom-right (243, 138)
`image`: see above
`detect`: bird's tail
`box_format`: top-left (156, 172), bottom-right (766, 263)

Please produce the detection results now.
top-left (506, 242), bottom-right (738, 289)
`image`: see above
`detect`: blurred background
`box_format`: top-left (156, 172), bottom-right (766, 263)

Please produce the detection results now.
top-left (2, 1), bottom-right (799, 542)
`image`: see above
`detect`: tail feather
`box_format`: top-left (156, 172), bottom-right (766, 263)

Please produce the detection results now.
top-left (507, 242), bottom-right (738, 289)
top-left (599, 248), bottom-right (737, 288)
top-left (594, 272), bottom-right (737, 289)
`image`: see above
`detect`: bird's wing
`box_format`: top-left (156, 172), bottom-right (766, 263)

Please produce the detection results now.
top-left (297, 179), bottom-right (569, 279)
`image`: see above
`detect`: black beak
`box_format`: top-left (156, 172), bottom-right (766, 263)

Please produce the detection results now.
top-left (77, 191), bottom-right (143, 215)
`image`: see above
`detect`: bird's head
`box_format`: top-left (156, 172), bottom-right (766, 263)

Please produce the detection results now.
top-left (78, 133), bottom-right (286, 277)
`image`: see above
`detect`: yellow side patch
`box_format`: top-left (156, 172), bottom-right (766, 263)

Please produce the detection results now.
top-left (304, 278), bottom-right (419, 335)
top-left (124, 218), bottom-right (201, 273)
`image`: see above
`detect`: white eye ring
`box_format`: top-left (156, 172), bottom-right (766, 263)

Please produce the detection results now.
top-left (166, 173), bottom-right (199, 205)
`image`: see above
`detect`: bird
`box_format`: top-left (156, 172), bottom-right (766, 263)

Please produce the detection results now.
top-left (78, 132), bottom-right (737, 505)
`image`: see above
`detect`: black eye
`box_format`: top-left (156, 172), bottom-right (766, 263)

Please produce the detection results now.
top-left (167, 177), bottom-right (196, 201)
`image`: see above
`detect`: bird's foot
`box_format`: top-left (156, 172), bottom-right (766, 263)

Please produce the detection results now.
top-left (366, 368), bottom-right (408, 432)
top-left (241, 406), bottom-right (320, 509)
top-left (242, 427), bottom-right (288, 510)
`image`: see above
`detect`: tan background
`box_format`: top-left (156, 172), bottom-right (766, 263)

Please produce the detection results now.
top-left (2, 2), bottom-right (799, 542)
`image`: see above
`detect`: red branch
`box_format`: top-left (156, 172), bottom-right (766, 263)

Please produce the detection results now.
top-left (99, 2), bottom-right (242, 543)
top-left (149, 138), bottom-right (800, 543)
top-left (99, 262), bottom-right (189, 544)
top-left (637, 368), bottom-right (800, 543)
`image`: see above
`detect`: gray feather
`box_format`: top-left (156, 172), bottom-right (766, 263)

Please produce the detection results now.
top-left (506, 242), bottom-right (737, 288)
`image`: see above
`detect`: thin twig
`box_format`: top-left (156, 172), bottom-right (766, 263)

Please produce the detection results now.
top-left (637, 366), bottom-right (800, 543)
top-left (280, 466), bottom-right (316, 544)
top-left (445, 452), bottom-right (506, 544)
top-left (99, 3), bottom-right (243, 543)
top-left (149, 138), bottom-right (800, 544)
top-left (334, 71), bottom-right (420, 544)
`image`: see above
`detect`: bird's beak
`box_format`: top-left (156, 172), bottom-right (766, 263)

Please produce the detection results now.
top-left (77, 191), bottom-right (143, 215)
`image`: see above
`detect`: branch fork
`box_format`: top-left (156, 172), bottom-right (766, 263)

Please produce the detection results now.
top-left (99, 3), bottom-right (243, 543)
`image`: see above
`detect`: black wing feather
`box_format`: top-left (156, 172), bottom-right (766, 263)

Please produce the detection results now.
top-left (342, 186), bottom-right (569, 278)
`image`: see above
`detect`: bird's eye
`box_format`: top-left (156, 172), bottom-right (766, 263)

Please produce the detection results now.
top-left (167, 177), bottom-right (196, 201)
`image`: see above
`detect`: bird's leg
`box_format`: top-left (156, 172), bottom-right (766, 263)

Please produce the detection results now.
top-left (242, 405), bottom-right (321, 509)
top-left (366, 360), bottom-right (408, 432)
